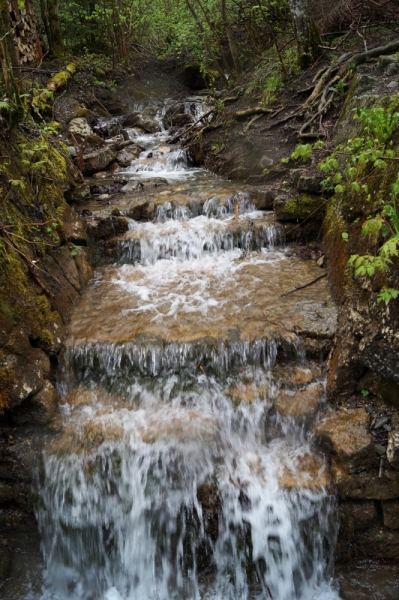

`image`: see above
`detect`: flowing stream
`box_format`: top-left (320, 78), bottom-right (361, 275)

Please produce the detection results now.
top-left (15, 100), bottom-right (345, 599)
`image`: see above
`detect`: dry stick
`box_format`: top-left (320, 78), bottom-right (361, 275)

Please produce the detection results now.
top-left (92, 93), bottom-right (112, 116)
top-left (280, 274), bottom-right (327, 298)
top-left (231, 106), bottom-right (274, 119)
top-left (169, 107), bottom-right (216, 144)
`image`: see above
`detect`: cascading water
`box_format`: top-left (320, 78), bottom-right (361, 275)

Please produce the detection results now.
top-left (32, 99), bottom-right (341, 600)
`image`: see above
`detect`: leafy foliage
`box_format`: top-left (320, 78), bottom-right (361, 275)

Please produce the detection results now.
top-left (319, 104), bottom-right (399, 303)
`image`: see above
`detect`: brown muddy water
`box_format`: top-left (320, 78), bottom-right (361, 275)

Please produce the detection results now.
top-left (0, 99), bottom-right (396, 600)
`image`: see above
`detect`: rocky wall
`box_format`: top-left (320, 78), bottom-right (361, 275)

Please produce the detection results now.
top-left (0, 131), bottom-right (93, 512)
top-left (318, 58), bottom-right (399, 563)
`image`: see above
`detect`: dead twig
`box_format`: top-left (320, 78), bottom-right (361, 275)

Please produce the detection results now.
top-left (280, 274), bottom-right (327, 298)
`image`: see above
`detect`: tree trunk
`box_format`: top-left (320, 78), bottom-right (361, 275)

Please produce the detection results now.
top-left (44, 0), bottom-right (63, 55)
top-left (220, 0), bottom-right (240, 76)
top-left (185, 0), bottom-right (228, 86)
top-left (288, 0), bottom-right (321, 69)
top-left (0, 0), bottom-right (24, 124)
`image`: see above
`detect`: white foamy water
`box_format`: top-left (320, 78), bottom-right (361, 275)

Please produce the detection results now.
top-left (119, 212), bottom-right (283, 265)
top-left (36, 371), bottom-right (339, 600)
top-left (25, 99), bottom-right (341, 600)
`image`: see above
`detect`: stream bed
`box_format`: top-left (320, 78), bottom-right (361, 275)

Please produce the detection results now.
top-left (2, 100), bottom-right (396, 600)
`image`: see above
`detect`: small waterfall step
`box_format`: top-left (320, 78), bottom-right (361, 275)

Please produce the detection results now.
top-left (115, 212), bottom-right (284, 265)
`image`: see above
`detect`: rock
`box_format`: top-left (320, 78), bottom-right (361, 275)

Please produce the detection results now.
top-left (0, 481), bottom-right (13, 503)
top-left (121, 178), bottom-right (168, 193)
top-left (377, 377), bottom-right (399, 406)
top-left (7, 350), bottom-right (50, 409)
top-left (116, 145), bottom-right (141, 167)
top-left (315, 408), bottom-right (374, 473)
top-left (68, 145), bottom-right (76, 158)
top-left (387, 432), bottom-right (399, 469)
top-left (334, 464), bottom-right (399, 500)
top-left (107, 121), bottom-right (121, 137)
top-left (11, 380), bottom-right (59, 426)
top-left (375, 444), bottom-right (387, 456)
top-left (246, 186), bottom-right (276, 210)
top-left (278, 452), bottom-right (330, 489)
top-left (275, 383), bottom-right (323, 417)
top-left (122, 111), bottom-right (140, 127)
top-left (67, 118), bottom-right (93, 143)
top-left (82, 146), bottom-right (117, 175)
top-left (316, 255), bottom-right (325, 268)
top-left (40, 318), bottom-right (64, 353)
top-left (274, 193), bottom-right (323, 221)
top-left (50, 247), bottom-right (81, 291)
top-left (125, 199), bottom-right (156, 221)
top-left (163, 105), bottom-right (191, 127)
top-left (87, 216), bottom-right (130, 240)
top-left (92, 171), bottom-right (108, 179)
top-left (0, 429), bottom-right (44, 482)
top-left (386, 63), bottom-right (399, 77)
top-left (359, 342), bottom-right (399, 384)
top-left (387, 81), bottom-right (398, 89)
top-left (38, 255), bottom-right (79, 321)
top-left (73, 248), bottom-right (93, 288)
top-left (121, 108), bottom-right (161, 133)
top-left (66, 183), bottom-right (91, 206)
top-left (90, 87), bottom-right (122, 115)
top-left (374, 416), bottom-right (390, 430)
top-left (356, 528), bottom-right (399, 561)
top-left (97, 194), bottom-right (111, 202)
top-left (297, 174), bottom-right (324, 194)
top-left (339, 500), bottom-right (379, 531)
top-left (58, 202), bottom-right (87, 245)
top-left (383, 500), bottom-right (399, 529)
top-left (0, 546), bottom-right (11, 582)
top-left (80, 133), bottom-right (104, 149)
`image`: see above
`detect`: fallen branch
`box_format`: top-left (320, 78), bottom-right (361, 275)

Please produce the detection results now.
top-left (231, 106), bottom-right (274, 119)
top-left (169, 107), bottom-right (217, 144)
top-left (280, 274), bottom-right (327, 297)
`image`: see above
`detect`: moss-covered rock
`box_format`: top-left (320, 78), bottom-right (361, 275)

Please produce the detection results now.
top-left (274, 192), bottom-right (324, 221)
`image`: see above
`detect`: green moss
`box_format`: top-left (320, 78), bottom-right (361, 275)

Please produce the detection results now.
top-left (284, 193), bottom-right (323, 219)
top-left (39, 328), bottom-right (54, 351)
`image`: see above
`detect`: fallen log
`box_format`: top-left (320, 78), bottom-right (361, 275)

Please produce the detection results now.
top-left (32, 63), bottom-right (76, 113)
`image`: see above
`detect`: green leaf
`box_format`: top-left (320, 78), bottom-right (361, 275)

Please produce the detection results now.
top-left (341, 232), bottom-right (349, 242)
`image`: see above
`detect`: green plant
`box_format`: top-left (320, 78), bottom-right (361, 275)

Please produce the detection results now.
top-left (361, 389), bottom-right (370, 397)
top-left (329, 79), bottom-right (346, 98)
top-left (291, 143), bottom-right (312, 162)
top-left (320, 103), bottom-right (399, 304)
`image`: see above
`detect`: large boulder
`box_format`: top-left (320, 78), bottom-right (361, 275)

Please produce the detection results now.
top-left (5, 350), bottom-right (50, 409)
top-left (314, 408), bottom-right (374, 473)
top-left (67, 117), bottom-right (93, 143)
top-left (163, 104), bottom-right (192, 128)
top-left (11, 380), bottom-right (59, 426)
top-left (116, 145), bottom-right (142, 167)
top-left (82, 146), bottom-right (117, 175)
top-left (58, 203), bottom-right (87, 245)
top-left (275, 383), bottom-right (323, 417)
top-left (50, 246), bottom-right (81, 291)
